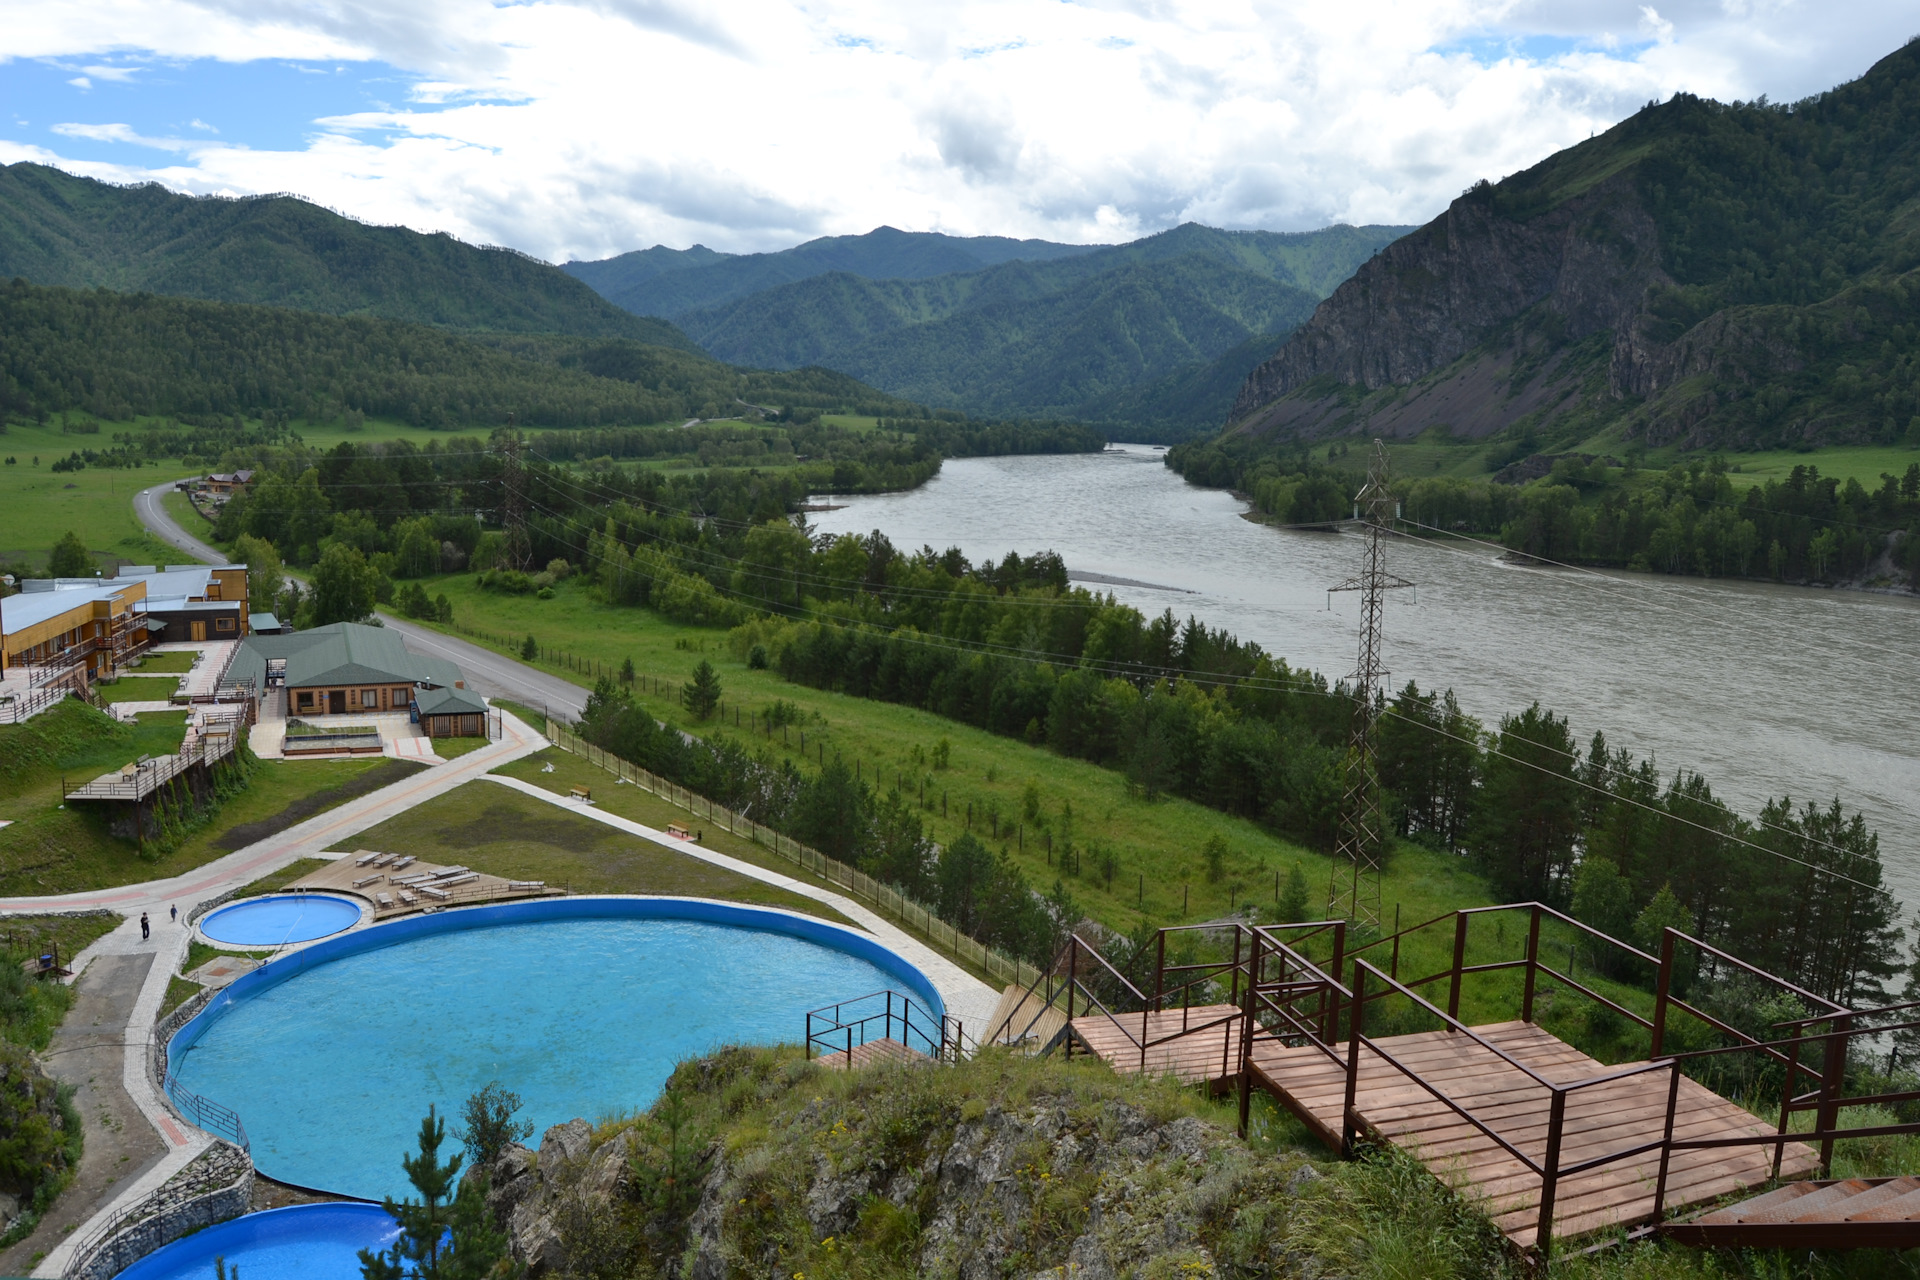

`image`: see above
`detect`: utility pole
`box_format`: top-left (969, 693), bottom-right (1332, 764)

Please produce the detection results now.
top-left (1325, 439), bottom-right (1414, 927)
top-left (498, 416), bottom-right (531, 572)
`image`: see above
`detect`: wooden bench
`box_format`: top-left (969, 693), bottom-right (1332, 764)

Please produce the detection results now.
top-left (570, 785), bottom-right (592, 801)
top-left (665, 823), bottom-right (690, 840)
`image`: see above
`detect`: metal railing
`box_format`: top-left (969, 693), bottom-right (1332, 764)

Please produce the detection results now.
top-left (0, 682), bottom-right (70, 724)
top-left (63, 730), bottom-right (238, 801)
top-left (159, 1068), bottom-right (250, 1152)
top-left (61, 1142), bottom-right (250, 1280)
top-left (806, 989), bottom-right (966, 1065)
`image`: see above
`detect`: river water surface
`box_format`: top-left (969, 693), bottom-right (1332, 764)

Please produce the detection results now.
top-left (813, 445), bottom-right (1920, 910)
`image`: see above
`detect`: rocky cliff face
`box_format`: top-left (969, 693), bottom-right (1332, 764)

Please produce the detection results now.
top-left (1227, 175), bottom-right (1668, 441)
top-left (466, 1046), bottom-right (1510, 1280)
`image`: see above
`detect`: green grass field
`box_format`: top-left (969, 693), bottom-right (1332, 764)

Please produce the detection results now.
top-left (128, 650), bottom-right (197, 673)
top-left (326, 779), bottom-right (854, 926)
top-left (0, 421), bottom-right (187, 569)
top-left (0, 701), bottom-right (405, 896)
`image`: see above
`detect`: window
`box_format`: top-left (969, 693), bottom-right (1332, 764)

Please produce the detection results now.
top-left (362, 689), bottom-right (379, 708)
top-left (297, 691), bottom-right (314, 709)
top-left (214, 617), bottom-right (235, 633)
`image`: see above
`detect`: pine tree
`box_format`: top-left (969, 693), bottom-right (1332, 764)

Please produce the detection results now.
top-left (47, 529), bottom-right (90, 578)
top-left (681, 659), bottom-right (722, 720)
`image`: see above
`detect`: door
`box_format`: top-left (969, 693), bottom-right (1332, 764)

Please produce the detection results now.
top-left (328, 690), bottom-right (346, 714)
top-left (190, 621), bottom-right (207, 641)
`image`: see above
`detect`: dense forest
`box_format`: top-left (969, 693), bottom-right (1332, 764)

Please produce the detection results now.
top-left (0, 162), bottom-right (686, 344)
top-left (0, 280), bottom-right (929, 429)
top-left (1167, 438), bottom-right (1920, 587)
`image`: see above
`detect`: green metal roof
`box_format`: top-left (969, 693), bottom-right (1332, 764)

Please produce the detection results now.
top-left (414, 684), bottom-right (489, 717)
top-left (234, 622), bottom-right (464, 691)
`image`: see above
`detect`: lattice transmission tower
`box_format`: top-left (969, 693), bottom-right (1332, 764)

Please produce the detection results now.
top-left (497, 419), bottom-right (532, 572)
top-left (1325, 439), bottom-right (1415, 926)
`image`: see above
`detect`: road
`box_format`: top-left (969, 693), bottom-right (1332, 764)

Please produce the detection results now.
top-left (132, 481), bottom-right (589, 720)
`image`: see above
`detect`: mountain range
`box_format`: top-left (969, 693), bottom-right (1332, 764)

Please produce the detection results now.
top-left (0, 163), bottom-right (692, 349)
top-left (566, 223), bottom-right (1410, 433)
top-left (1224, 38), bottom-right (1920, 453)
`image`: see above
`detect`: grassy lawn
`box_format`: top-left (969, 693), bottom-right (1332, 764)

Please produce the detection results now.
top-left (128, 651), bottom-right (197, 673)
top-left (0, 701), bottom-right (413, 896)
top-left (161, 487), bottom-right (210, 536)
top-left (325, 780), bottom-right (856, 927)
top-left (0, 913), bottom-right (120, 967)
top-left (430, 736), bottom-right (491, 759)
top-left (0, 421), bottom-right (188, 570)
top-left (94, 676), bottom-right (180, 704)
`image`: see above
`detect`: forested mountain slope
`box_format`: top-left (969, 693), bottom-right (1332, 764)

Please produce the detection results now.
top-left (658, 223), bottom-right (1408, 431)
top-left (0, 163), bottom-right (693, 347)
top-left (0, 279), bottom-right (917, 428)
top-left (564, 225), bottom-right (1099, 316)
top-left (1226, 38), bottom-right (1920, 451)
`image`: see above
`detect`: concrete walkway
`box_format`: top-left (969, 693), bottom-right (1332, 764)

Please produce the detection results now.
top-left (2, 713), bottom-right (547, 1277)
top-left (482, 775), bottom-right (1002, 1035)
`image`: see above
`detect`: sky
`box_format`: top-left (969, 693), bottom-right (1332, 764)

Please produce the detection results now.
top-left (3, 1), bottom-right (1917, 264)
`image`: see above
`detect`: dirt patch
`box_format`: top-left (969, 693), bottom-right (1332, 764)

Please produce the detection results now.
top-left (213, 760), bottom-right (427, 851)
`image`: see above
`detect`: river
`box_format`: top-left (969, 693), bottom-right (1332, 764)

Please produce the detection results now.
top-left (812, 444), bottom-right (1920, 912)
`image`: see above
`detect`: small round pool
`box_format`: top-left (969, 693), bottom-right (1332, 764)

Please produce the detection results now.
top-left (201, 894), bottom-right (363, 946)
top-left (168, 898), bottom-right (942, 1200)
top-left (110, 1203), bottom-right (399, 1280)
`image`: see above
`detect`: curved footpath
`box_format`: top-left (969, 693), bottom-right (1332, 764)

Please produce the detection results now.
top-left (0, 488), bottom-right (998, 1278)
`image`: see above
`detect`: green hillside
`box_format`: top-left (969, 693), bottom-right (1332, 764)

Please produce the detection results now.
top-left (0, 279), bottom-right (918, 430)
top-left (664, 224), bottom-right (1405, 431)
top-left (0, 162), bottom-right (693, 347)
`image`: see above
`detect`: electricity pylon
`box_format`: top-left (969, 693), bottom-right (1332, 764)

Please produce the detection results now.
top-left (1326, 439), bottom-right (1414, 926)
top-left (498, 421), bottom-right (532, 572)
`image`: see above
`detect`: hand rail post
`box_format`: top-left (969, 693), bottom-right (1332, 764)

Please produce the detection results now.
top-left (1774, 1022), bottom-right (1803, 1180)
top-left (1521, 905), bottom-right (1541, 1023)
top-left (1535, 1087), bottom-right (1567, 1261)
top-left (1237, 930), bottom-right (1259, 1138)
top-left (1326, 921), bottom-right (1347, 1044)
top-left (846, 1025), bottom-right (853, 1071)
top-left (1342, 961), bottom-right (1365, 1157)
top-left (1154, 929), bottom-right (1166, 1012)
top-left (1652, 1059), bottom-right (1681, 1223)
top-left (1817, 1013), bottom-right (1850, 1175)
top-left (1650, 930), bottom-right (1675, 1057)
top-left (1231, 926), bottom-right (1243, 1007)
top-left (1066, 937), bottom-right (1077, 1063)
top-left (1446, 911), bottom-right (1469, 1023)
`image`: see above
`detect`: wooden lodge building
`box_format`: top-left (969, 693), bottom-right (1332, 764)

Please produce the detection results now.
top-left (228, 622), bottom-right (484, 736)
top-left (1, 564), bottom-right (249, 683)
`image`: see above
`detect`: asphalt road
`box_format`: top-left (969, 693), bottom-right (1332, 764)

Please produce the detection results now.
top-left (132, 481), bottom-right (589, 720)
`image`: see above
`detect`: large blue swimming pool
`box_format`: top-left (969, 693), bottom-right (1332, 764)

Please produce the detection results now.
top-left (111, 1203), bottom-right (400, 1280)
top-left (168, 899), bottom-right (940, 1200)
top-left (201, 894), bottom-right (362, 945)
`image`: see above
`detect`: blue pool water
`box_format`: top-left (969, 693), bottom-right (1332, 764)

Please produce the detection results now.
top-left (169, 901), bottom-right (937, 1200)
top-left (202, 894), bottom-right (362, 945)
top-left (110, 1203), bottom-right (400, 1280)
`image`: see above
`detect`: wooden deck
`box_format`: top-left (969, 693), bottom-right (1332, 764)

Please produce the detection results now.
top-left (289, 850), bottom-right (561, 919)
top-left (813, 1037), bottom-right (927, 1071)
top-left (985, 984), bottom-right (1071, 1052)
top-left (1069, 1005), bottom-right (1243, 1088)
top-left (1073, 1009), bottom-right (1817, 1250)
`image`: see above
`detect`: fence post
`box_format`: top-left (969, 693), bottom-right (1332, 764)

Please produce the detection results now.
top-left (1651, 930), bottom-right (1675, 1057)
top-left (1326, 921), bottom-right (1346, 1045)
top-left (1237, 930), bottom-right (1259, 1139)
top-left (1774, 1023), bottom-right (1803, 1180)
top-left (1446, 912), bottom-right (1469, 1023)
top-left (1653, 1059), bottom-right (1681, 1222)
top-left (1521, 905), bottom-right (1541, 1023)
top-left (1064, 937), bottom-right (1076, 1062)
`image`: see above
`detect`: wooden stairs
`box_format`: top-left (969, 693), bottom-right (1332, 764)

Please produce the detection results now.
top-left (1660, 1178), bottom-right (1920, 1249)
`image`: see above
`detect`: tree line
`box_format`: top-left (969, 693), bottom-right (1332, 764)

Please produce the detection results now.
top-left (1168, 439), bottom-right (1920, 587)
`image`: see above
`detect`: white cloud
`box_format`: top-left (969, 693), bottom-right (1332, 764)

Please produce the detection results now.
top-left (51, 121), bottom-right (201, 151)
top-left (8, 0), bottom-right (1919, 261)
top-left (66, 76), bottom-right (92, 90)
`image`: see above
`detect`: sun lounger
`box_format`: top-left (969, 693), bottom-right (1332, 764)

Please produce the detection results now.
top-left (399, 891), bottom-right (418, 907)
top-left (508, 880), bottom-right (545, 890)
top-left (376, 892), bottom-right (394, 909)
top-left (429, 866), bottom-right (469, 879)
top-left (417, 885), bottom-right (450, 902)
top-left (354, 852), bottom-right (380, 867)
top-left (370, 852), bottom-right (396, 867)
top-left (353, 874), bottom-right (384, 889)
top-left (440, 873), bottom-right (480, 887)
top-left (392, 873), bottom-right (435, 886)
top-left (390, 855), bottom-right (415, 870)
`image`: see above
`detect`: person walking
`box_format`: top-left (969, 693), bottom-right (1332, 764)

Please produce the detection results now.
top-left (140, 912), bottom-right (150, 941)
top-left (170, 904), bottom-right (177, 924)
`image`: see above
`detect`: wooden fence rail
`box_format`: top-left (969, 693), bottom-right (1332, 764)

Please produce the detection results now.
top-left (546, 722), bottom-right (1042, 990)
